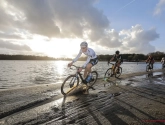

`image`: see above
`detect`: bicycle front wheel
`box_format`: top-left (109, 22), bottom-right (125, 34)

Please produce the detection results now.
top-left (115, 67), bottom-right (122, 78)
top-left (104, 68), bottom-right (113, 78)
top-left (87, 71), bottom-right (98, 87)
top-left (61, 75), bottom-right (79, 95)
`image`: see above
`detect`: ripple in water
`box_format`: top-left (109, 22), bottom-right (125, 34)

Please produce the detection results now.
top-left (0, 60), bottom-right (162, 89)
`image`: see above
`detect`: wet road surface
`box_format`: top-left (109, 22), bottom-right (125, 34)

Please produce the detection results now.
top-left (0, 69), bottom-right (165, 125)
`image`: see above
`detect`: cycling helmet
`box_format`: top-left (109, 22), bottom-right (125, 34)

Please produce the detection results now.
top-left (115, 50), bottom-right (120, 54)
top-left (80, 41), bottom-right (88, 47)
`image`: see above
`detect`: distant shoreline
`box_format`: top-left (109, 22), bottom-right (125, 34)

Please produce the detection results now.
top-left (0, 59), bottom-right (160, 63)
top-left (0, 52), bottom-right (164, 61)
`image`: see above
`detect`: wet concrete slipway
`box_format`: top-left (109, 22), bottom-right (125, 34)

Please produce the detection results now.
top-left (0, 69), bottom-right (165, 125)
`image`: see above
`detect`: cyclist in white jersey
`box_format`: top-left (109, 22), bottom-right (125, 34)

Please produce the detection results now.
top-left (68, 41), bottom-right (98, 81)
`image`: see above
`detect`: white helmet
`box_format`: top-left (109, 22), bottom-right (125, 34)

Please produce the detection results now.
top-left (80, 41), bottom-right (88, 47)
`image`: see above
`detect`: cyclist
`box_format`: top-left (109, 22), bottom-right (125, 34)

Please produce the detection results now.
top-left (108, 50), bottom-right (123, 76)
top-left (68, 41), bottom-right (98, 83)
top-left (161, 57), bottom-right (165, 68)
top-left (146, 54), bottom-right (154, 69)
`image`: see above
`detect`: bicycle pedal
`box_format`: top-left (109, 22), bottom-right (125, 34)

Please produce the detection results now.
top-left (90, 78), bottom-right (94, 82)
top-left (89, 86), bottom-right (95, 90)
top-left (69, 84), bottom-right (74, 88)
top-left (82, 80), bottom-right (87, 84)
top-left (110, 74), bottom-right (114, 77)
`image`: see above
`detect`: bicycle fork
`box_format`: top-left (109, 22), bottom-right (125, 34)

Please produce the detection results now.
top-left (69, 74), bottom-right (78, 88)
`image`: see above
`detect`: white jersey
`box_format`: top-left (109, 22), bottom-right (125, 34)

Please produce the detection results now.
top-left (72, 48), bottom-right (97, 68)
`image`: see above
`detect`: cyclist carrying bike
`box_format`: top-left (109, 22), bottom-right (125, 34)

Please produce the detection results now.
top-left (108, 50), bottom-right (123, 76)
top-left (68, 41), bottom-right (98, 83)
top-left (146, 54), bottom-right (154, 69)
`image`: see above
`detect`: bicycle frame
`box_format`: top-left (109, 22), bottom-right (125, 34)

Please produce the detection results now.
top-left (109, 63), bottom-right (117, 72)
top-left (70, 65), bottom-right (84, 82)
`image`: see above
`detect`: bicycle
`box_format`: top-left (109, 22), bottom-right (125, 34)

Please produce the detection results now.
top-left (61, 65), bottom-right (98, 95)
top-left (146, 63), bottom-right (153, 72)
top-left (104, 63), bottom-right (122, 79)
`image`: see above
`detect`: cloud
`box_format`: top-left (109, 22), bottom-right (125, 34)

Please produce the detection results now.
top-left (119, 24), bottom-right (159, 54)
top-left (98, 29), bottom-right (122, 48)
top-left (0, 33), bottom-right (23, 40)
top-left (154, 0), bottom-right (165, 15)
top-left (0, 0), bottom-right (160, 56)
top-left (3, 0), bottom-right (109, 40)
top-left (0, 40), bottom-right (32, 51)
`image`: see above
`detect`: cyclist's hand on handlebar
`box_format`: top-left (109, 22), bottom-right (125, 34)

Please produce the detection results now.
top-left (68, 62), bottom-right (73, 67)
top-left (107, 61), bottom-right (110, 65)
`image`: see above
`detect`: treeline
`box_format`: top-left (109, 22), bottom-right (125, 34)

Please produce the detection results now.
top-left (0, 51), bottom-right (164, 61)
top-left (0, 55), bottom-right (56, 60)
top-left (0, 54), bottom-right (82, 61)
top-left (98, 51), bottom-right (165, 61)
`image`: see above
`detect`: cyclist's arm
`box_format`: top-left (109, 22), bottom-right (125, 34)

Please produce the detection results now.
top-left (72, 50), bottom-right (82, 63)
top-left (146, 57), bottom-right (150, 62)
top-left (110, 56), bottom-right (114, 62)
top-left (82, 56), bottom-right (91, 68)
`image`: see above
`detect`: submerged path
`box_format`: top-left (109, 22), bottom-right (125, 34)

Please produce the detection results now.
top-left (0, 69), bottom-right (165, 125)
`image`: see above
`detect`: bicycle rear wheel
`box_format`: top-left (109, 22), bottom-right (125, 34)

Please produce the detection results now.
top-left (115, 67), bottom-right (122, 78)
top-left (87, 71), bottom-right (98, 87)
top-left (61, 75), bottom-right (79, 95)
top-left (104, 68), bottom-right (113, 78)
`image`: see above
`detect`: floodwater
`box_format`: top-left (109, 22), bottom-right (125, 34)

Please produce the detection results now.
top-left (0, 60), bottom-right (162, 89)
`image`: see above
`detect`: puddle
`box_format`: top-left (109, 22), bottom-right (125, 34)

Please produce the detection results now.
top-left (108, 71), bottom-right (165, 87)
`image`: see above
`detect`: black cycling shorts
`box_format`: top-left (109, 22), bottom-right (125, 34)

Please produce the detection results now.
top-left (89, 58), bottom-right (98, 66)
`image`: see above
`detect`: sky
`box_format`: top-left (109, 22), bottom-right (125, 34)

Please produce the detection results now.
top-left (0, 0), bottom-right (165, 58)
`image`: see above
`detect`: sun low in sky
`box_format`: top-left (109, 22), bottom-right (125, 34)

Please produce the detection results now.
top-left (0, 0), bottom-right (165, 58)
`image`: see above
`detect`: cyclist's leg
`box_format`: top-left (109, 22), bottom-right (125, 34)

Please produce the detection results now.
top-left (151, 63), bottom-right (153, 69)
top-left (113, 65), bottom-right (116, 74)
top-left (113, 61), bottom-right (118, 74)
top-left (83, 63), bottom-right (93, 94)
top-left (85, 58), bottom-right (98, 78)
top-left (116, 63), bottom-right (121, 73)
top-left (149, 61), bottom-right (153, 69)
top-left (84, 68), bottom-right (88, 79)
top-left (84, 63), bottom-right (93, 78)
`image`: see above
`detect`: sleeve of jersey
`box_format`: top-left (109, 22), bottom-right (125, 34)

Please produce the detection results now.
top-left (82, 56), bottom-right (91, 68)
top-left (72, 50), bottom-right (82, 63)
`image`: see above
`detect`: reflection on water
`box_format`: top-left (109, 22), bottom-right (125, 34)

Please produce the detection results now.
top-left (55, 61), bottom-right (67, 75)
top-left (0, 60), bottom-right (163, 89)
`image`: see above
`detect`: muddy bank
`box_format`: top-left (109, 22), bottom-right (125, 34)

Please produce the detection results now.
top-left (0, 69), bottom-right (165, 125)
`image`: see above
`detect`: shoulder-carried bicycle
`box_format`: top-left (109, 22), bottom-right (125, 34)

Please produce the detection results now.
top-left (104, 63), bottom-right (122, 79)
top-left (146, 63), bottom-right (153, 72)
top-left (61, 65), bottom-right (98, 95)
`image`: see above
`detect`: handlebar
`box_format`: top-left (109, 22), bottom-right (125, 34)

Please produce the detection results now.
top-left (69, 65), bottom-right (83, 70)
top-left (108, 62), bottom-right (115, 65)
top-left (70, 65), bottom-right (80, 69)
